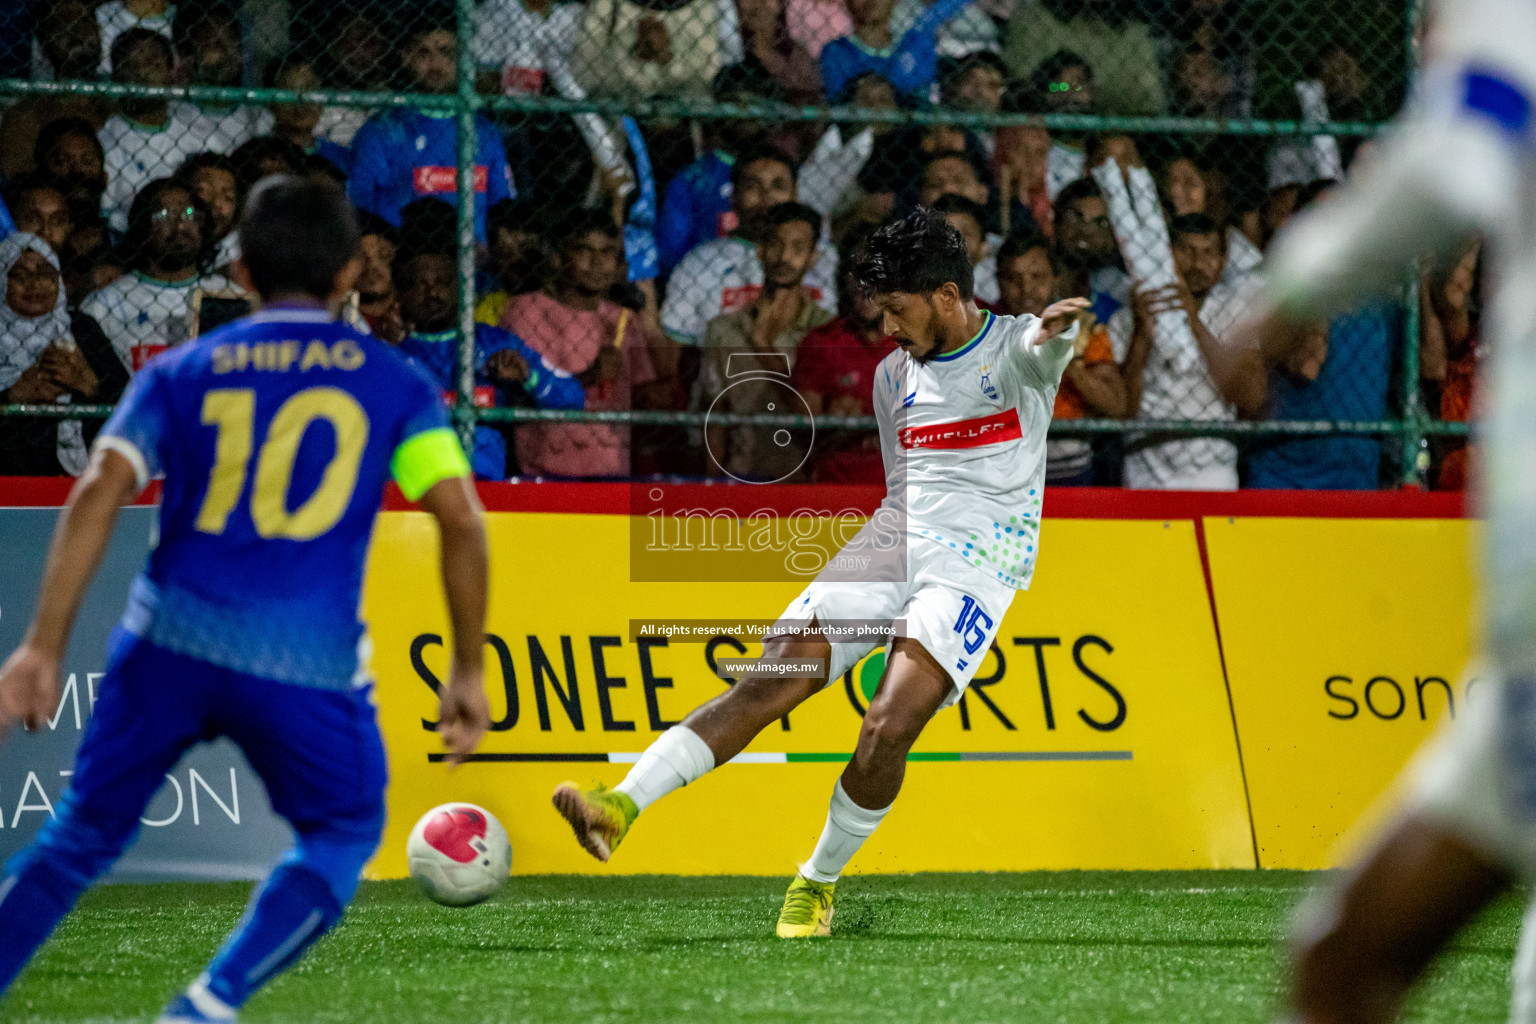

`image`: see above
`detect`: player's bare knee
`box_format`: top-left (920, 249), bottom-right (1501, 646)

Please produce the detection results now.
top-left (856, 699), bottom-right (926, 764)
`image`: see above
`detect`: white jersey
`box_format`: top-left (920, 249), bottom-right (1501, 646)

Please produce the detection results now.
top-left (80, 271), bottom-right (235, 374)
top-left (99, 110), bottom-right (207, 234)
top-left (169, 102), bottom-right (267, 155)
top-left (660, 237), bottom-right (838, 344)
top-left (871, 310), bottom-right (1076, 590)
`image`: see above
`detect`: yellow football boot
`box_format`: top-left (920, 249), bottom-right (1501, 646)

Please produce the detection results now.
top-left (551, 782), bottom-right (638, 862)
top-left (776, 874), bottom-right (835, 937)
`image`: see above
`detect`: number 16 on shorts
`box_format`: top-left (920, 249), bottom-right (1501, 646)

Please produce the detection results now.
top-left (952, 595), bottom-right (994, 672)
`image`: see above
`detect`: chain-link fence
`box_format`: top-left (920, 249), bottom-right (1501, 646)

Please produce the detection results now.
top-left (0, 0), bottom-right (1470, 490)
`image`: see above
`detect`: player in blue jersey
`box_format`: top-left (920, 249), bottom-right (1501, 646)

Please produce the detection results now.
top-left (393, 200), bottom-right (584, 479)
top-left (348, 17), bottom-right (515, 245)
top-left (0, 177), bottom-right (492, 1023)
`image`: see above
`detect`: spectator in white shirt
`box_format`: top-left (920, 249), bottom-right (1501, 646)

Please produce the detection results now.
top-left (98, 29), bottom-right (203, 234)
top-left (170, 8), bottom-right (265, 155)
top-left (1108, 212), bottom-right (1266, 491)
top-left (661, 144), bottom-right (838, 344)
top-left (80, 177), bottom-right (233, 374)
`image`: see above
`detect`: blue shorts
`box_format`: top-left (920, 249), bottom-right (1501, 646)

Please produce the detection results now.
top-left (63, 628), bottom-right (388, 846)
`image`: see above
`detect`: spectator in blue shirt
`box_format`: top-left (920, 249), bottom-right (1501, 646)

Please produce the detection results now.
top-left (1245, 301), bottom-right (1399, 490)
top-left (393, 201), bottom-right (582, 480)
top-left (820, 0), bottom-right (975, 102)
top-left (349, 17), bottom-right (515, 245)
top-left (655, 64), bottom-right (782, 273)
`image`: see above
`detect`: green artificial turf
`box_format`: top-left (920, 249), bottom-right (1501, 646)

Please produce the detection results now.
top-left (1, 872), bottom-right (1523, 1024)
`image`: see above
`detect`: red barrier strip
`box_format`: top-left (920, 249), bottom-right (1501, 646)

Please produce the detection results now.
top-left (0, 477), bottom-right (1466, 519)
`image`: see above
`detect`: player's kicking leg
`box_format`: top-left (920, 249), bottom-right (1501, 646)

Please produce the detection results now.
top-left (1282, 668), bottom-right (1527, 1024)
top-left (776, 636), bottom-right (955, 938)
top-left (1286, 814), bottom-right (1510, 1024)
top-left (552, 619), bottom-right (836, 861)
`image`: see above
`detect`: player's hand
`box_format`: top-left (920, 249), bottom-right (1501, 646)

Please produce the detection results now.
top-left (489, 349), bottom-right (530, 385)
top-left (1038, 297), bottom-right (1091, 342)
top-left (1233, 292), bottom-right (1310, 364)
top-left (0, 645), bottom-right (62, 740)
top-left (1137, 284), bottom-right (1189, 319)
top-left (438, 664), bottom-right (491, 767)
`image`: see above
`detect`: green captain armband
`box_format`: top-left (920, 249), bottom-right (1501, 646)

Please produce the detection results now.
top-left (391, 428), bottom-right (472, 502)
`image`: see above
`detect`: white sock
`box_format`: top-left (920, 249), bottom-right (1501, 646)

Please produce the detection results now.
top-left (614, 725), bottom-right (716, 812)
top-left (802, 780), bottom-right (891, 884)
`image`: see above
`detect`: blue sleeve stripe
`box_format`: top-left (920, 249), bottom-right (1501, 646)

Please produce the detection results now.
top-left (1463, 68), bottom-right (1533, 141)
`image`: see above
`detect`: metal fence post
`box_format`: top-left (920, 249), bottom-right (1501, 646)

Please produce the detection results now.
top-left (1400, 0), bottom-right (1426, 487)
top-left (453, 0), bottom-right (480, 458)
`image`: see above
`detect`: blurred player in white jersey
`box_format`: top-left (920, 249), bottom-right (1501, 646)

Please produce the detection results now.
top-left (1240, 2), bottom-right (1536, 1021)
top-left (553, 209), bottom-right (1089, 936)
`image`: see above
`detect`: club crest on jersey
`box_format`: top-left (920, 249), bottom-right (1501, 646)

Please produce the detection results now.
top-left (978, 365), bottom-right (999, 401)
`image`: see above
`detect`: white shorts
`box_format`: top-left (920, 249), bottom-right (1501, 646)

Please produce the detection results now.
top-left (1410, 667), bottom-right (1536, 879)
top-left (770, 534), bottom-right (1017, 707)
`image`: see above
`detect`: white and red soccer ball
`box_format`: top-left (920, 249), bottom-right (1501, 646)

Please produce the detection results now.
top-left (406, 803), bottom-right (512, 906)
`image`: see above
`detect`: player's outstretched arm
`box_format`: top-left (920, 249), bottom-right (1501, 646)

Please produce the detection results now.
top-left (417, 475), bottom-right (493, 765)
top-left (1037, 297), bottom-right (1091, 346)
top-left (0, 448), bottom-right (138, 740)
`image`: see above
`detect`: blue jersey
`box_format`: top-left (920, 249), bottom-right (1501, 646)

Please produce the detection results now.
top-left (399, 323), bottom-right (585, 480)
top-left (656, 150), bottom-right (733, 274)
top-left (95, 307), bottom-right (468, 690)
top-left (348, 108), bottom-right (515, 244)
top-left (819, 0), bottom-right (970, 101)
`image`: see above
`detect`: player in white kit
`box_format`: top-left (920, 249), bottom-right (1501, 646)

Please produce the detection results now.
top-left (1239, 2), bottom-right (1536, 1021)
top-left (552, 210), bottom-right (1090, 936)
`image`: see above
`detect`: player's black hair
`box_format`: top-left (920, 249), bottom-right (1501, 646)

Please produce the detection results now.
top-left (1051, 177), bottom-right (1104, 228)
top-left (555, 207), bottom-right (620, 248)
top-left (110, 27), bottom-right (173, 80)
top-left (123, 176), bottom-right (215, 273)
top-left (34, 116), bottom-right (104, 170)
top-left (1168, 211), bottom-right (1224, 246)
top-left (239, 175), bottom-right (361, 300)
top-left (853, 208), bottom-right (974, 301)
top-left (995, 228), bottom-right (1053, 270)
top-left (762, 201), bottom-right (821, 238)
top-left (730, 143), bottom-right (798, 192)
top-left (928, 193), bottom-right (987, 235)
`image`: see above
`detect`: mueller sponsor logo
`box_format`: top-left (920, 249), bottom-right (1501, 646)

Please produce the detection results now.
top-left (414, 166), bottom-right (490, 194)
top-left (899, 409), bottom-right (1021, 450)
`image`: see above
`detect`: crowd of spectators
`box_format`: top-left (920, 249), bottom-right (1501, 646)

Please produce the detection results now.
top-left (0, 0), bottom-right (1466, 490)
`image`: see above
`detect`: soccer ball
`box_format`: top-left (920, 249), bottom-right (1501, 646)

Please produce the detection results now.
top-left (406, 803), bottom-right (511, 906)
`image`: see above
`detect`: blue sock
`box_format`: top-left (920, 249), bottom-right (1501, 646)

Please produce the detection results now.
top-left (0, 856), bottom-right (90, 995)
top-left (200, 835), bottom-right (374, 1009)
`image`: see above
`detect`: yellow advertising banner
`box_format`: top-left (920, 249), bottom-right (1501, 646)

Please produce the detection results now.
top-left (361, 512), bottom-right (1253, 877)
top-left (1204, 517), bottom-right (1478, 870)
